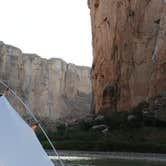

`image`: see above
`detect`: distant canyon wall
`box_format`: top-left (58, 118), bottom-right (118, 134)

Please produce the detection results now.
top-left (0, 41), bottom-right (91, 123)
top-left (89, 0), bottom-right (166, 115)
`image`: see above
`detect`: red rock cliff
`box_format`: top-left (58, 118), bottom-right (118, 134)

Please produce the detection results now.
top-left (89, 0), bottom-right (166, 115)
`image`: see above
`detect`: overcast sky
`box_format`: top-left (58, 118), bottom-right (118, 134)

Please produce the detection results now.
top-left (0, 0), bottom-right (92, 66)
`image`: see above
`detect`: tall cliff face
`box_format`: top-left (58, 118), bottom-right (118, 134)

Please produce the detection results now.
top-left (89, 0), bottom-right (166, 115)
top-left (0, 42), bottom-right (91, 123)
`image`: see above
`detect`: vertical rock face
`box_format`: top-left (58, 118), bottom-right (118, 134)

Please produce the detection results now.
top-left (89, 0), bottom-right (166, 115)
top-left (0, 42), bottom-right (91, 123)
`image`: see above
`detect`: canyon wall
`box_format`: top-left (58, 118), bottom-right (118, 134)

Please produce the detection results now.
top-left (0, 41), bottom-right (91, 123)
top-left (89, 0), bottom-right (166, 115)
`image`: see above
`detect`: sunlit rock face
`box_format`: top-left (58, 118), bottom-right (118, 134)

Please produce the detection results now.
top-left (89, 0), bottom-right (166, 115)
top-left (0, 42), bottom-right (92, 123)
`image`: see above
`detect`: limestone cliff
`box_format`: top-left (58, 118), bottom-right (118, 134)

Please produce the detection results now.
top-left (0, 41), bottom-right (91, 123)
top-left (89, 0), bottom-right (166, 115)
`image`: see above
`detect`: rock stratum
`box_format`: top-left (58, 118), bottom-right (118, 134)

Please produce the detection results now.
top-left (89, 0), bottom-right (166, 115)
top-left (0, 41), bottom-right (91, 124)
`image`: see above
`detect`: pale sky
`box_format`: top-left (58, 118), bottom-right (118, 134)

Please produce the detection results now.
top-left (0, 0), bottom-right (92, 66)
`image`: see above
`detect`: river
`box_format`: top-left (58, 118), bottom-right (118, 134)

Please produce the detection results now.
top-left (48, 151), bottom-right (166, 166)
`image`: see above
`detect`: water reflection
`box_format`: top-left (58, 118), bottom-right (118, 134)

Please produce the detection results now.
top-left (48, 151), bottom-right (166, 166)
top-left (50, 156), bottom-right (94, 161)
top-left (50, 156), bottom-right (166, 166)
